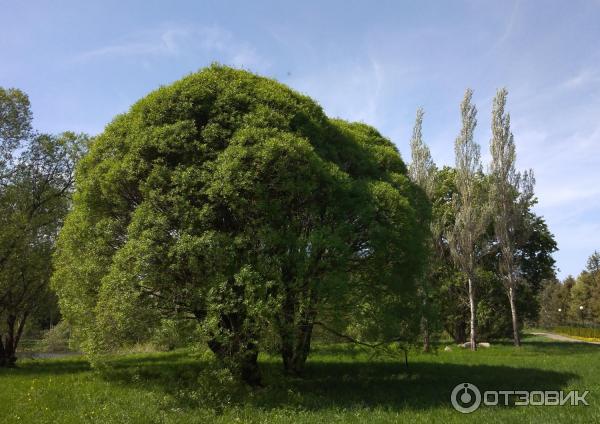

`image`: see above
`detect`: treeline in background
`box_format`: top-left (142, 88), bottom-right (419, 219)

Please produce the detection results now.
top-left (538, 251), bottom-right (600, 339)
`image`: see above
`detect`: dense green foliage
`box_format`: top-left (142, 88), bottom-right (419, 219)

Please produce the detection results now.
top-left (0, 87), bottom-right (86, 366)
top-left (52, 65), bottom-right (428, 383)
top-left (0, 87), bottom-right (32, 172)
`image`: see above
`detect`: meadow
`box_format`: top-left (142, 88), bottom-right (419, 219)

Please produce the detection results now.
top-left (1, 334), bottom-right (598, 423)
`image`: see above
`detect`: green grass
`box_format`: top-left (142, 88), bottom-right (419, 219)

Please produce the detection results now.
top-left (1, 334), bottom-right (599, 423)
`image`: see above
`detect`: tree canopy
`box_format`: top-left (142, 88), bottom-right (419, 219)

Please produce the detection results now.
top-left (52, 65), bottom-right (428, 384)
top-left (0, 87), bottom-right (86, 366)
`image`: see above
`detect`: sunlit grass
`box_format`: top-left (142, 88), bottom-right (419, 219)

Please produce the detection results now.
top-left (552, 326), bottom-right (600, 342)
top-left (1, 335), bottom-right (598, 423)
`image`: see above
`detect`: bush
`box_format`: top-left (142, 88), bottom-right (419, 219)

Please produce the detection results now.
top-left (150, 318), bottom-right (199, 351)
top-left (37, 321), bottom-right (72, 352)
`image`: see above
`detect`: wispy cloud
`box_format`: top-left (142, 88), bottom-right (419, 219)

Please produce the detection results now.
top-left (494, 0), bottom-right (521, 48)
top-left (287, 58), bottom-right (387, 125)
top-left (561, 68), bottom-right (600, 90)
top-left (74, 25), bottom-right (268, 71)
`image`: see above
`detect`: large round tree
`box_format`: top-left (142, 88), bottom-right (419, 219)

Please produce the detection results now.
top-left (52, 65), bottom-right (428, 385)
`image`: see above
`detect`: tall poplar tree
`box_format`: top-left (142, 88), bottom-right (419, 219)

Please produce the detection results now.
top-left (489, 88), bottom-right (535, 347)
top-left (408, 107), bottom-right (436, 351)
top-left (449, 89), bottom-right (488, 351)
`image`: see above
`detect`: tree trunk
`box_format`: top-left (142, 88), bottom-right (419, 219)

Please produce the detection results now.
top-left (207, 336), bottom-right (261, 387)
top-left (508, 285), bottom-right (521, 347)
top-left (281, 321), bottom-right (314, 376)
top-left (448, 319), bottom-right (467, 344)
top-left (0, 336), bottom-right (5, 367)
top-left (239, 350), bottom-right (261, 386)
top-left (0, 314), bottom-right (27, 367)
top-left (203, 277), bottom-right (262, 387)
top-left (468, 277), bottom-right (477, 351)
top-left (206, 314), bottom-right (262, 387)
top-left (278, 284), bottom-right (317, 377)
top-left (421, 316), bottom-right (431, 353)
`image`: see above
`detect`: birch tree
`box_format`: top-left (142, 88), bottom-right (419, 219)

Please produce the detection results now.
top-left (448, 89), bottom-right (488, 351)
top-left (489, 88), bottom-right (535, 347)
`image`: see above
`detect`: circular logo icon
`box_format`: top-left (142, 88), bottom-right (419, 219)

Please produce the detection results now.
top-left (451, 382), bottom-right (481, 413)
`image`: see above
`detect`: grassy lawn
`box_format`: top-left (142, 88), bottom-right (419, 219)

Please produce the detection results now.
top-left (1, 334), bottom-right (599, 423)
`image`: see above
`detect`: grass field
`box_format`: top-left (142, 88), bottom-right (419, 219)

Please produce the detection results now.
top-left (1, 334), bottom-right (599, 423)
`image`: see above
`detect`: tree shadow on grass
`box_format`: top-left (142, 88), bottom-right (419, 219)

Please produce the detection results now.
top-left (90, 352), bottom-right (578, 412)
top-left (0, 357), bottom-right (91, 377)
top-left (98, 355), bottom-right (211, 390)
top-left (519, 341), bottom-right (599, 355)
top-left (0, 351), bottom-right (194, 378)
top-left (253, 360), bottom-right (578, 411)
top-left (2, 345), bottom-right (580, 413)
top-left (495, 335), bottom-right (600, 355)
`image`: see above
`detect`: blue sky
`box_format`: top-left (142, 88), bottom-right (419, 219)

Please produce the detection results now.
top-left (2, 0), bottom-right (599, 279)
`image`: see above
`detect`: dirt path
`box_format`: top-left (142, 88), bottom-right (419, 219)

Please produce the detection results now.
top-left (530, 332), bottom-right (600, 345)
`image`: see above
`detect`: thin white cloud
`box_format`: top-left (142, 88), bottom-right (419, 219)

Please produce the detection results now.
top-left (76, 28), bottom-right (188, 60)
top-left (494, 0), bottom-right (521, 48)
top-left (561, 69), bottom-right (600, 90)
top-left (287, 58), bottom-right (387, 126)
top-left (74, 25), bottom-right (268, 71)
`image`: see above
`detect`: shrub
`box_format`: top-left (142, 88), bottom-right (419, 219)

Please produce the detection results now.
top-left (37, 320), bottom-right (72, 352)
